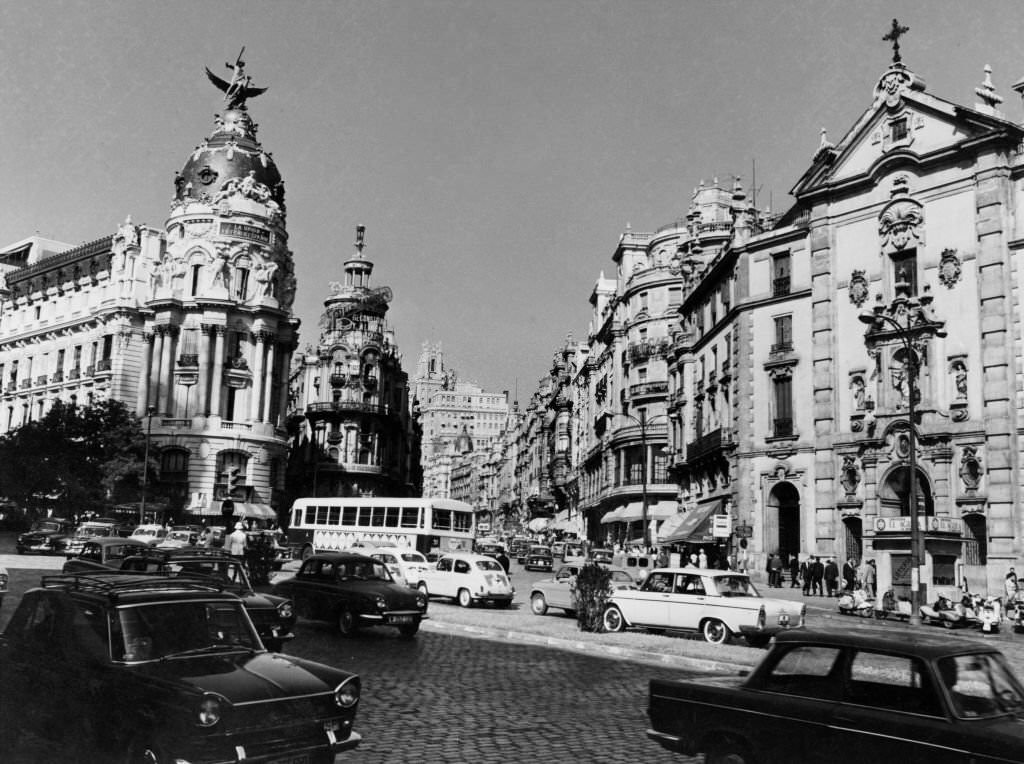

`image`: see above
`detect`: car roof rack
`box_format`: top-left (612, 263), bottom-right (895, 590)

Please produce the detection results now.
top-left (41, 572), bottom-right (227, 599)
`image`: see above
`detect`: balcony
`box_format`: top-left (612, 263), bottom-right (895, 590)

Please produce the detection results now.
top-left (307, 401), bottom-right (389, 417)
top-left (770, 341), bottom-right (793, 354)
top-left (177, 354), bottom-right (199, 368)
top-left (627, 381), bottom-right (669, 400)
top-left (51, 371), bottom-right (63, 384)
top-left (95, 358), bottom-right (112, 372)
top-left (873, 516), bottom-right (963, 535)
top-left (773, 276), bottom-right (791, 297)
top-left (19, 379), bottom-right (30, 390)
top-left (35, 375), bottom-right (47, 386)
top-left (330, 373), bottom-right (349, 387)
top-left (686, 427), bottom-right (732, 460)
top-left (773, 418), bottom-right (794, 438)
top-left (85, 365), bottom-right (94, 377)
top-left (627, 338), bottom-right (672, 365)
top-left (68, 368), bottom-right (80, 381)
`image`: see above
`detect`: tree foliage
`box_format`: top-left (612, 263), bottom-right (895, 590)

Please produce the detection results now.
top-left (0, 400), bottom-right (154, 518)
top-left (571, 562), bottom-right (614, 632)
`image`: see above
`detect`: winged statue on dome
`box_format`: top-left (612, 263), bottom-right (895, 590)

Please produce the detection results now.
top-left (205, 47), bottom-right (267, 110)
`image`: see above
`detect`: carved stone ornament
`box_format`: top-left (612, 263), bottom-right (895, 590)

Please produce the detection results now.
top-left (959, 446), bottom-right (983, 492)
top-left (878, 199), bottom-right (923, 252)
top-left (938, 248), bottom-right (961, 289)
top-left (840, 456), bottom-right (860, 497)
top-left (849, 270), bottom-right (869, 308)
top-left (876, 68), bottom-right (913, 107)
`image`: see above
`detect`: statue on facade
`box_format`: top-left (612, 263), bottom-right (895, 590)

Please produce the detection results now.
top-left (952, 360), bottom-right (968, 400)
top-left (205, 48), bottom-right (267, 111)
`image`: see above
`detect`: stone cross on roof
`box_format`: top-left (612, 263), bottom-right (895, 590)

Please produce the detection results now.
top-left (882, 18), bottom-right (910, 64)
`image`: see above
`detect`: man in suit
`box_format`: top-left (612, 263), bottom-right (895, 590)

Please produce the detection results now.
top-left (800, 557), bottom-right (811, 596)
top-left (824, 558), bottom-right (840, 597)
top-left (811, 556), bottom-right (825, 596)
top-left (789, 555), bottom-right (801, 588)
top-left (842, 558), bottom-right (857, 592)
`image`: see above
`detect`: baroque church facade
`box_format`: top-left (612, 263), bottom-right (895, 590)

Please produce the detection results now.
top-left (0, 63), bottom-right (299, 521)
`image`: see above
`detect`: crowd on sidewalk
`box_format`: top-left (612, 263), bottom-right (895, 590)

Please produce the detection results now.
top-left (764, 552), bottom-right (877, 598)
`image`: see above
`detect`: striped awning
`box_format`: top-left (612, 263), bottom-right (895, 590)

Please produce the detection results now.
top-left (659, 500), bottom-right (724, 545)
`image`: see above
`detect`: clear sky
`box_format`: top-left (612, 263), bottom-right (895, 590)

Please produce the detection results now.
top-left (1, 1), bottom-right (1020, 397)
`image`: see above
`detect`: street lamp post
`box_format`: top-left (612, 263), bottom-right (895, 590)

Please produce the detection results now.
top-left (139, 406), bottom-right (156, 525)
top-left (859, 286), bottom-right (941, 627)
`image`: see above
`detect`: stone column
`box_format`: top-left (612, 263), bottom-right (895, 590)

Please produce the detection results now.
top-left (162, 327), bottom-right (178, 415)
top-left (150, 327), bottom-right (165, 413)
top-left (262, 337), bottom-right (277, 424)
top-left (135, 332), bottom-right (154, 416)
top-left (250, 331), bottom-right (268, 422)
top-left (277, 344), bottom-right (293, 426)
top-left (198, 324), bottom-right (213, 416)
top-left (210, 326), bottom-right (226, 418)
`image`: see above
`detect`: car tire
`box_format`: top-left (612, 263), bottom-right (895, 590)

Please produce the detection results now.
top-left (338, 609), bottom-right (359, 637)
top-left (530, 593), bottom-right (548, 615)
top-left (702, 618), bottom-right (731, 644)
top-left (457, 588), bottom-right (473, 608)
top-left (602, 605), bottom-right (626, 632)
top-left (398, 621), bottom-right (420, 638)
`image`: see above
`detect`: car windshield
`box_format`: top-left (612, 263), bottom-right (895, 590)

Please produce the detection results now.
top-left (609, 571), bottom-right (634, 585)
top-left (713, 575), bottom-right (758, 597)
top-left (169, 559), bottom-right (250, 590)
top-left (400, 552), bottom-right (426, 563)
top-left (475, 559), bottom-right (503, 572)
top-left (76, 526), bottom-right (112, 539)
top-left (112, 600), bottom-right (259, 661)
top-left (36, 521), bottom-right (64, 533)
top-left (939, 653), bottom-right (1024, 718)
top-left (339, 560), bottom-right (392, 581)
top-left (529, 547), bottom-right (549, 555)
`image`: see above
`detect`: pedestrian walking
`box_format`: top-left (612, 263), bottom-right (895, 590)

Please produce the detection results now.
top-left (789, 555), bottom-right (800, 588)
top-left (765, 554), bottom-right (776, 587)
top-left (697, 548), bottom-right (708, 569)
top-left (800, 557), bottom-right (810, 596)
top-left (824, 558), bottom-right (839, 597)
top-left (842, 558), bottom-right (857, 592)
top-left (1006, 567), bottom-right (1018, 600)
top-left (226, 521), bottom-right (248, 562)
top-left (811, 556), bottom-right (825, 596)
top-left (770, 553), bottom-right (783, 588)
top-left (863, 559), bottom-right (877, 598)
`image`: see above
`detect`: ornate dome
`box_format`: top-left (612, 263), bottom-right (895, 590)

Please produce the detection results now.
top-left (175, 108), bottom-right (284, 208)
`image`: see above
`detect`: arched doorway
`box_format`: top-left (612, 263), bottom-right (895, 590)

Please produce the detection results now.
top-left (879, 466), bottom-right (934, 518)
top-left (767, 481), bottom-right (801, 562)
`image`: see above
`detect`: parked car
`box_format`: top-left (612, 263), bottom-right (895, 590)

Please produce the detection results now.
top-left (60, 518), bottom-right (125, 557)
top-left (0, 573), bottom-right (361, 761)
top-left (475, 542), bottom-right (505, 560)
top-left (589, 548), bottom-right (615, 564)
top-left (369, 546), bottom-right (432, 589)
top-left (16, 518), bottom-right (75, 555)
top-left (119, 547), bottom-right (295, 651)
top-left (274, 552), bottom-right (428, 638)
top-left (550, 541), bottom-right (566, 559)
top-left (62, 537), bottom-right (151, 573)
top-left (419, 552), bottom-right (514, 608)
top-left (602, 567), bottom-right (805, 645)
top-left (0, 564), bottom-right (7, 607)
top-left (524, 545), bottom-right (554, 572)
top-left (531, 564), bottom-right (637, 615)
top-left (510, 537), bottom-right (531, 562)
top-left (130, 524), bottom-right (168, 545)
top-left (648, 629), bottom-right (1024, 763)
top-left (153, 529), bottom-right (195, 549)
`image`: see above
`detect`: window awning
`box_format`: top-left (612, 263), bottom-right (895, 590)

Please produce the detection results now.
top-left (615, 500), bottom-right (679, 523)
top-left (600, 506), bottom-right (624, 524)
top-left (193, 500), bottom-right (276, 521)
top-left (659, 500), bottom-right (724, 545)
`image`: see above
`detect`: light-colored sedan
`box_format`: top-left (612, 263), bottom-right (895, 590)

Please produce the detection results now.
top-left (602, 567), bottom-right (805, 645)
top-left (530, 564), bottom-right (636, 616)
top-left (418, 552), bottom-right (514, 608)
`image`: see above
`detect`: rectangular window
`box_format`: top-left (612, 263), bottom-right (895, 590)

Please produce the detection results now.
top-left (773, 376), bottom-right (794, 437)
top-left (305, 507), bottom-right (316, 525)
top-left (342, 507), bottom-right (357, 526)
top-left (892, 250), bottom-right (918, 295)
top-left (433, 509), bottom-right (452, 531)
top-left (773, 315), bottom-right (793, 352)
top-left (891, 118), bottom-right (908, 142)
top-left (772, 253), bottom-right (791, 296)
top-left (191, 264), bottom-right (203, 296)
top-left (315, 506), bottom-right (329, 525)
top-left (235, 268), bottom-right (250, 300)
top-left (371, 507), bottom-right (386, 527)
top-left (385, 507), bottom-right (401, 528)
top-left (453, 511), bottom-right (472, 533)
top-left (358, 506), bottom-right (373, 526)
top-left (668, 286), bottom-right (682, 306)
top-left (327, 506), bottom-right (341, 526)
top-left (639, 292), bottom-right (649, 312)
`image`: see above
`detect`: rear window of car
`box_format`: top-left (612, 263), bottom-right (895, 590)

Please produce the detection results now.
top-left (476, 559), bottom-right (502, 572)
top-left (400, 553), bottom-right (426, 563)
top-left (762, 646), bottom-right (843, 700)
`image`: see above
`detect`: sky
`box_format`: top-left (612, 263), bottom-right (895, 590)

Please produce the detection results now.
top-left (1, 1), bottom-right (1022, 398)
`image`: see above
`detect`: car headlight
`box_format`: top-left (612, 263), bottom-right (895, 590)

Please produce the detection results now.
top-left (416, 595), bottom-right (427, 609)
top-left (198, 693), bottom-right (224, 727)
top-left (334, 676), bottom-right (360, 708)
top-left (375, 596), bottom-right (387, 610)
top-left (277, 601), bottom-right (294, 619)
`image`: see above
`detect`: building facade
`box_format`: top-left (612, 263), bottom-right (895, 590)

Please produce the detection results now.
top-left (286, 226), bottom-right (417, 499)
top-left (0, 66), bottom-right (299, 521)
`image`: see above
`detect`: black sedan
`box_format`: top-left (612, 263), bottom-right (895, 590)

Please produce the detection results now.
top-left (275, 552), bottom-right (428, 638)
top-left (525, 545), bottom-right (554, 572)
top-left (16, 518), bottom-right (75, 555)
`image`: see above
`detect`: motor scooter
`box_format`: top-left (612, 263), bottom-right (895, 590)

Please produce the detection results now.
top-left (919, 595), bottom-right (968, 628)
top-left (978, 596), bottom-right (1001, 633)
top-left (837, 588), bottom-right (874, 617)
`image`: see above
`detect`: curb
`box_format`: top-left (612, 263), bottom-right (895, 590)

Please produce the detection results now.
top-left (420, 618), bottom-right (753, 675)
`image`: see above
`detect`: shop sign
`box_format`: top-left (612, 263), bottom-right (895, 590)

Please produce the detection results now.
top-left (712, 514), bottom-right (733, 538)
top-left (733, 524), bottom-right (753, 538)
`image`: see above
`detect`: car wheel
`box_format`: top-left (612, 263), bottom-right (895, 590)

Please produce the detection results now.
top-left (301, 545), bottom-right (314, 561)
top-left (338, 609), bottom-right (359, 637)
top-left (457, 588), bottom-right (473, 608)
top-left (530, 593), bottom-right (548, 615)
top-left (702, 618), bottom-right (731, 644)
top-left (707, 740), bottom-right (754, 764)
top-left (398, 621), bottom-right (420, 638)
top-left (125, 739), bottom-right (163, 764)
top-left (602, 605), bottom-right (625, 632)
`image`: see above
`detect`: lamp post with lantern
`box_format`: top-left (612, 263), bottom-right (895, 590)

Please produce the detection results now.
top-left (858, 279), bottom-right (944, 626)
top-left (139, 406), bottom-right (156, 525)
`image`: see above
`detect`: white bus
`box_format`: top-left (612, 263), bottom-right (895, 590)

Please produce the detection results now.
top-left (285, 497), bottom-right (476, 560)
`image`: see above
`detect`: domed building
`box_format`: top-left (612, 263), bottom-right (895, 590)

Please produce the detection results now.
top-left (0, 59), bottom-right (299, 524)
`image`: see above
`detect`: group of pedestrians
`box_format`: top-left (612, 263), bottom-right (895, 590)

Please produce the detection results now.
top-left (771, 553), bottom-right (876, 597)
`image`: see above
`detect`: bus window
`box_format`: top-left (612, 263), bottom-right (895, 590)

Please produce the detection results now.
top-left (401, 507), bottom-right (420, 529)
top-left (293, 509), bottom-right (301, 527)
top-left (386, 507), bottom-right (400, 528)
top-left (371, 507), bottom-right (385, 527)
top-left (433, 509), bottom-right (451, 531)
top-left (342, 507), bottom-right (357, 526)
top-left (315, 506), bottom-right (329, 525)
top-left (358, 506), bottom-right (372, 527)
top-left (453, 512), bottom-right (472, 533)
top-left (328, 506), bottom-right (341, 525)
top-left (305, 507), bottom-right (316, 525)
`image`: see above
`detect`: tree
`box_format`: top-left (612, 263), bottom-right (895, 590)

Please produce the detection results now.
top-left (571, 562), bottom-right (614, 632)
top-left (0, 400), bottom-right (154, 518)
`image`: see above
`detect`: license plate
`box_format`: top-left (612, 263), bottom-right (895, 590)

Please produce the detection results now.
top-left (324, 719), bottom-right (340, 732)
top-left (389, 615), bottom-right (413, 624)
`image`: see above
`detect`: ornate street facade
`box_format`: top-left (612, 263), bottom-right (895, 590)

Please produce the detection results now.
top-left (0, 62), bottom-right (299, 521)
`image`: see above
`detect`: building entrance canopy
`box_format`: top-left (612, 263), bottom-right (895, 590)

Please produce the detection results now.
top-left (192, 499), bottom-right (276, 521)
top-left (659, 499), bottom-right (724, 545)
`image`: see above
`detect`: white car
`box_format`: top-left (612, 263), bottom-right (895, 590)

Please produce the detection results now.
top-left (369, 547), bottom-right (431, 589)
top-left (130, 524), bottom-right (168, 545)
top-left (530, 564), bottom-right (636, 615)
top-left (418, 552), bottom-right (514, 608)
top-left (602, 566), bottom-right (805, 646)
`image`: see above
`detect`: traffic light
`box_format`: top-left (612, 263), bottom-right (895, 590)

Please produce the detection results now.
top-left (228, 467), bottom-right (243, 496)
